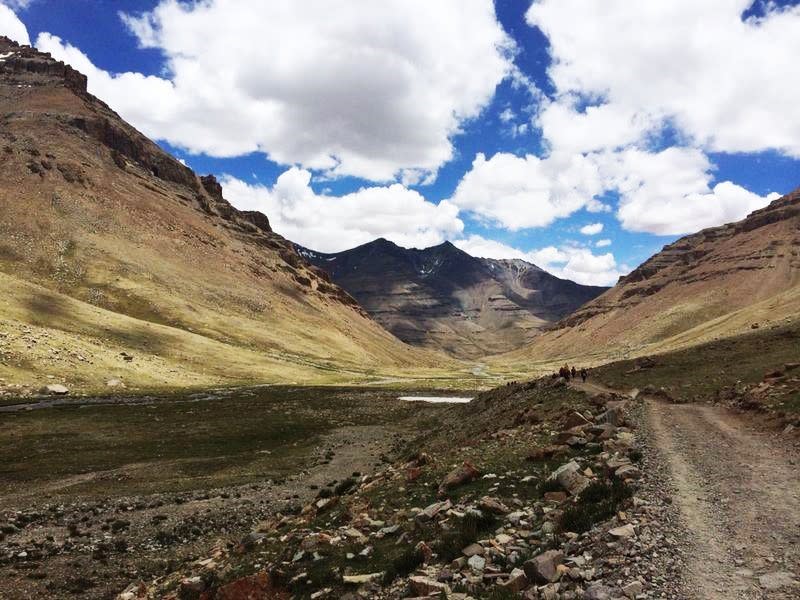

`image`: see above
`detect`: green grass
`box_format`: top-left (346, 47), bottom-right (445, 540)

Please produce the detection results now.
top-left (594, 321), bottom-right (800, 409)
top-left (0, 386), bottom-right (441, 498)
top-left (559, 479), bottom-right (631, 534)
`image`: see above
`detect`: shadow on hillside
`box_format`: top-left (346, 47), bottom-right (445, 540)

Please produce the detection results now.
top-left (24, 291), bottom-right (72, 323)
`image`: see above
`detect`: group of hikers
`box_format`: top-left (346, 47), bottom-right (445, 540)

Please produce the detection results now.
top-left (555, 364), bottom-right (588, 383)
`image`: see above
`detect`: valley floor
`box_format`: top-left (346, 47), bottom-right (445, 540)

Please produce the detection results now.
top-left (1, 325), bottom-right (799, 599)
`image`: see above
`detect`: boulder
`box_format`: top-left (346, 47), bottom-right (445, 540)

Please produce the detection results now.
top-left (597, 405), bottom-right (624, 426)
top-left (342, 573), bottom-right (383, 585)
top-left (622, 580), bottom-right (644, 598)
top-left (614, 464), bottom-right (641, 480)
top-left (550, 461), bottom-right (590, 496)
top-left (179, 577), bottom-right (205, 596)
top-left (418, 499), bottom-right (451, 522)
top-left (467, 554), bottom-right (486, 573)
top-left (462, 543), bottom-right (484, 557)
top-left (608, 523), bottom-right (636, 539)
top-left (437, 461), bottom-right (479, 497)
top-left (41, 384), bottom-right (68, 395)
top-left (564, 411), bottom-right (592, 429)
top-left (527, 445), bottom-right (569, 462)
top-left (499, 568), bottom-right (528, 593)
top-left (523, 549), bottom-right (564, 583)
top-left (479, 496), bottom-right (510, 514)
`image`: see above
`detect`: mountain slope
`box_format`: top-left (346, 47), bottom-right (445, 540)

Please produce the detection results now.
top-left (502, 187), bottom-right (800, 367)
top-left (0, 37), bottom-right (452, 391)
top-left (297, 239), bottom-right (606, 358)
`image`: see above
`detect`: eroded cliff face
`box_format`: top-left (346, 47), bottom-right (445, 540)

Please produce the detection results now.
top-left (498, 186), bottom-right (800, 368)
top-left (560, 188), bottom-right (800, 330)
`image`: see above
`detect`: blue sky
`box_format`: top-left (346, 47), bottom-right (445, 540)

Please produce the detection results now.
top-left (2, 0), bottom-right (799, 285)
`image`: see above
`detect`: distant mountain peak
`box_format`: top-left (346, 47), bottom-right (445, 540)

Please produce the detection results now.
top-left (299, 238), bottom-right (607, 358)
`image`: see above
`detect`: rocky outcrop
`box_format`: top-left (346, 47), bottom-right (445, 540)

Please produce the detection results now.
top-left (240, 210), bottom-right (272, 234)
top-left (66, 115), bottom-right (198, 190)
top-left (0, 37), bottom-right (87, 96)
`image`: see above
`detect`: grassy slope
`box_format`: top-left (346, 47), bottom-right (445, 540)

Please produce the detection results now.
top-left (0, 55), bottom-right (470, 393)
top-left (594, 320), bottom-right (800, 414)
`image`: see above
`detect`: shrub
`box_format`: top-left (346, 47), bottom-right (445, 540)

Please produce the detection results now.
top-left (559, 479), bottom-right (631, 534)
top-left (383, 547), bottom-right (425, 584)
top-left (435, 511), bottom-right (496, 562)
top-left (334, 477), bottom-right (357, 496)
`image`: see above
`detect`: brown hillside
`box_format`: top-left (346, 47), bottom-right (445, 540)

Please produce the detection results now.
top-left (499, 187), bottom-right (800, 367)
top-left (0, 37), bottom-right (452, 392)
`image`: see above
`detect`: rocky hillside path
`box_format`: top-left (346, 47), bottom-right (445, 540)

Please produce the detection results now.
top-left (571, 379), bottom-right (800, 598)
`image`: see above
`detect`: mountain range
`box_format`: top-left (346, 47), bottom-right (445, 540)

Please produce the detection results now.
top-left (296, 239), bottom-right (606, 358)
top-left (1, 34), bottom-right (799, 392)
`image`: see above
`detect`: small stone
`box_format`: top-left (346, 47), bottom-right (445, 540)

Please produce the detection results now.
top-left (585, 583), bottom-right (617, 600)
top-left (467, 554), bottom-right (486, 573)
top-left (523, 549), bottom-right (564, 583)
top-left (608, 523), bottom-right (636, 538)
top-left (622, 580), bottom-right (643, 598)
top-left (758, 571), bottom-right (797, 591)
top-left (41, 384), bottom-right (68, 395)
top-left (462, 542), bottom-right (484, 557)
top-left (409, 576), bottom-right (448, 595)
top-left (499, 567), bottom-right (528, 593)
top-left (342, 573), bottom-right (383, 584)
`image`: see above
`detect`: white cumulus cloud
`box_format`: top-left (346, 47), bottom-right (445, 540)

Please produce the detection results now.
top-left (527, 0), bottom-right (800, 157)
top-left (596, 147), bottom-right (780, 235)
top-left (0, 3), bottom-right (30, 45)
top-left (221, 169), bottom-right (463, 253)
top-left (450, 147), bottom-right (778, 236)
top-left (580, 223), bottom-right (603, 235)
top-left (38, 0), bottom-right (513, 182)
top-left (450, 152), bottom-right (606, 230)
top-left (595, 239), bottom-right (612, 248)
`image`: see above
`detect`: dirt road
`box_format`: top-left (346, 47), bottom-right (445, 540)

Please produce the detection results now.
top-left (570, 378), bottom-right (800, 598)
top-left (647, 401), bottom-right (800, 599)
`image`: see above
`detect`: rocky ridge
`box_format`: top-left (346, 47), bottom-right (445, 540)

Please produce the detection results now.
top-left (561, 188), bottom-right (800, 329)
top-left (504, 187), bottom-right (800, 369)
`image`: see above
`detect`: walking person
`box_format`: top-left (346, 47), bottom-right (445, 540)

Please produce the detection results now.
top-left (580, 367), bottom-right (587, 383)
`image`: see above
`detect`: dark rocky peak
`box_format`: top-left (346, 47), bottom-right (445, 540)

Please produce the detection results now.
top-left (483, 257), bottom-right (545, 274)
top-left (0, 36), bottom-right (87, 96)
